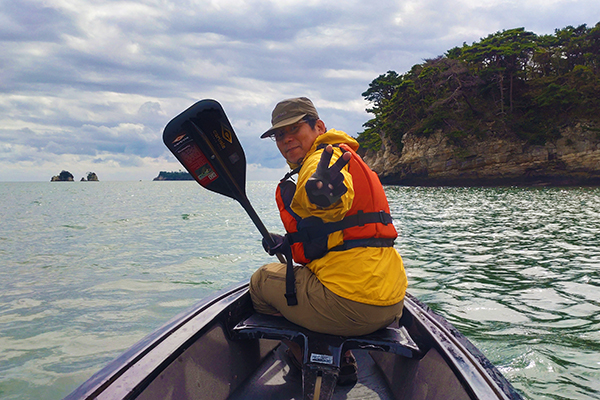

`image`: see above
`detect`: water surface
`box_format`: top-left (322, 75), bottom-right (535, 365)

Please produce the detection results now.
top-left (0, 182), bottom-right (599, 399)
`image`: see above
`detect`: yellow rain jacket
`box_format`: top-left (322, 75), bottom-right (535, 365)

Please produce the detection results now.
top-left (280, 129), bottom-right (407, 306)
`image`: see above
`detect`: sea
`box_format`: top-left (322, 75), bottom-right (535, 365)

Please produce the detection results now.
top-left (0, 181), bottom-right (599, 400)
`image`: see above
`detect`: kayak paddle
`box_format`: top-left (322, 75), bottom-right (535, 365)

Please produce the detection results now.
top-left (162, 99), bottom-right (285, 263)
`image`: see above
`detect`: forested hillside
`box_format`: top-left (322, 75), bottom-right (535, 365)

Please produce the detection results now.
top-left (358, 23), bottom-right (600, 152)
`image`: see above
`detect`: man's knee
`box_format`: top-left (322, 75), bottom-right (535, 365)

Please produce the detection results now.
top-left (249, 265), bottom-right (267, 302)
top-left (250, 263), bottom-right (283, 290)
top-left (249, 266), bottom-right (262, 293)
top-left (249, 263), bottom-right (285, 315)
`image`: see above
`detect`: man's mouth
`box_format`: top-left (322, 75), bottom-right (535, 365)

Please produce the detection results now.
top-left (285, 145), bottom-right (300, 154)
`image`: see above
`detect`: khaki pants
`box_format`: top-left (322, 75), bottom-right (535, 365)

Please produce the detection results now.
top-left (249, 262), bottom-right (403, 336)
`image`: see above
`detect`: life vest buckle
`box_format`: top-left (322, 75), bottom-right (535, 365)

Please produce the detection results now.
top-left (285, 290), bottom-right (298, 306)
top-left (379, 210), bottom-right (390, 225)
top-left (356, 210), bottom-right (365, 226)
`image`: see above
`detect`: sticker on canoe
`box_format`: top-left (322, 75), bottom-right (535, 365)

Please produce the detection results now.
top-left (310, 353), bottom-right (334, 365)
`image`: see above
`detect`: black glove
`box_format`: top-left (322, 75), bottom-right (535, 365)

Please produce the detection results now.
top-left (262, 233), bottom-right (285, 256)
top-left (305, 145), bottom-right (351, 208)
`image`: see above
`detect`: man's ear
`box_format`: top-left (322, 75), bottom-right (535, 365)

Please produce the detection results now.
top-left (315, 119), bottom-right (326, 134)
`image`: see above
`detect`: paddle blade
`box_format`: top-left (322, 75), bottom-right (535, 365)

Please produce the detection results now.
top-left (163, 99), bottom-right (246, 201)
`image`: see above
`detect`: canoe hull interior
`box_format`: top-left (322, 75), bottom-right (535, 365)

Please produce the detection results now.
top-left (137, 324), bottom-right (278, 400)
top-left (64, 282), bottom-right (521, 400)
top-left (373, 349), bottom-right (476, 400)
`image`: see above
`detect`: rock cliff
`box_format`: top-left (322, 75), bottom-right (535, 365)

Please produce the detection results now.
top-left (363, 122), bottom-right (600, 186)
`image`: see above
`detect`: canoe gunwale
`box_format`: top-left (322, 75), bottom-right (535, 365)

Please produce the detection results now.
top-left (396, 294), bottom-right (522, 400)
top-left (63, 282), bottom-right (251, 400)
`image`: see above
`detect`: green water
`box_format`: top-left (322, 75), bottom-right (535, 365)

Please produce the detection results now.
top-left (390, 186), bottom-right (600, 400)
top-left (0, 182), bottom-right (599, 399)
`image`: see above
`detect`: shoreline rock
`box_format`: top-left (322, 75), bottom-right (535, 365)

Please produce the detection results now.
top-left (363, 122), bottom-right (600, 187)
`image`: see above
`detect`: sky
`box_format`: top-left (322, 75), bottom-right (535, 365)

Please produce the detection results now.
top-left (1, 0), bottom-right (599, 182)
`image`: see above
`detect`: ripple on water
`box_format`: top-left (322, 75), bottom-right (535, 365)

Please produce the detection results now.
top-left (385, 186), bottom-right (600, 400)
top-left (1, 183), bottom-right (599, 400)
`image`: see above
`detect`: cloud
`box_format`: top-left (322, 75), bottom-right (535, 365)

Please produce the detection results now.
top-left (1, 0), bottom-right (599, 181)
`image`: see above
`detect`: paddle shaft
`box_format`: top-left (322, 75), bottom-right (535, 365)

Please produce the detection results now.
top-left (189, 121), bottom-right (286, 264)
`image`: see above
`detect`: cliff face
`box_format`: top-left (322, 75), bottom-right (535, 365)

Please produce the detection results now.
top-left (363, 122), bottom-right (600, 186)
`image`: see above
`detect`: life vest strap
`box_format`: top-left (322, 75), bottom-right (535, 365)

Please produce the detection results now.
top-left (284, 253), bottom-right (298, 306)
top-left (280, 165), bottom-right (302, 182)
top-left (278, 236), bottom-right (298, 306)
top-left (329, 238), bottom-right (395, 252)
top-left (287, 210), bottom-right (393, 245)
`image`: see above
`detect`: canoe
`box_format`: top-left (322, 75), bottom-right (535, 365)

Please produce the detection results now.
top-left (64, 281), bottom-right (522, 400)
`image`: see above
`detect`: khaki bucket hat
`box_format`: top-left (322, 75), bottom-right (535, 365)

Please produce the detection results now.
top-left (261, 97), bottom-right (319, 138)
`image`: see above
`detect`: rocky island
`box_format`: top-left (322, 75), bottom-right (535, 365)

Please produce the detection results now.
top-left (51, 170), bottom-right (74, 181)
top-left (153, 171), bottom-right (194, 181)
top-left (81, 172), bottom-right (99, 181)
top-left (51, 171), bottom-right (99, 181)
top-left (358, 24), bottom-right (600, 186)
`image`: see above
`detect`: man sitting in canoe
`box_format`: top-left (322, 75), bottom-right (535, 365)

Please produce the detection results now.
top-left (249, 97), bottom-right (408, 385)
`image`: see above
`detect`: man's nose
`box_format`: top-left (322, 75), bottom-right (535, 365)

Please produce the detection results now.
top-left (282, 132), bottom-right (294, 143)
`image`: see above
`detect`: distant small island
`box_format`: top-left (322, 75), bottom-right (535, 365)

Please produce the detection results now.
top-left (51, 171), bottom-right (99, 182)
top-left (81, 172), bottom-right (99, 181)
top-left (153, 171), bottom-right (194, 181)
top-left (51, 170), bottom-right (74, 182)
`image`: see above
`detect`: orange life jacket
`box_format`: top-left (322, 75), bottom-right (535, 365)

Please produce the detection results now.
top-left (276, 143), bottom-right (397, 265)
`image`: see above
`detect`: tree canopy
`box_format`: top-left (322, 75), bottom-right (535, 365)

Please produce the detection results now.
top-left (358, 23), bottom-right (600, 151)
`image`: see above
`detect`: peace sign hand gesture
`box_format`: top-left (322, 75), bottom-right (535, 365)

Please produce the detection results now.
top-left (305, 145), bottom-right (352, 208)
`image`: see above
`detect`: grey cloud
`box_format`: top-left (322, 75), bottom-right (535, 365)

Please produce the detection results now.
top-left (0, 0), bottom-right (79, 42)
top-left (92, 153), bottom-right (146, 168)
top-left (1, 0), bottom-right (599, 181)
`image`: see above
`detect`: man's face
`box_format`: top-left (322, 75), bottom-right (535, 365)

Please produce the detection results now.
top-left (275, 119), bottom-right (325, 164)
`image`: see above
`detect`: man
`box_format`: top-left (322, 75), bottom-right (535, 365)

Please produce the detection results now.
top-left (249, 97), bottom-right (407, 384)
